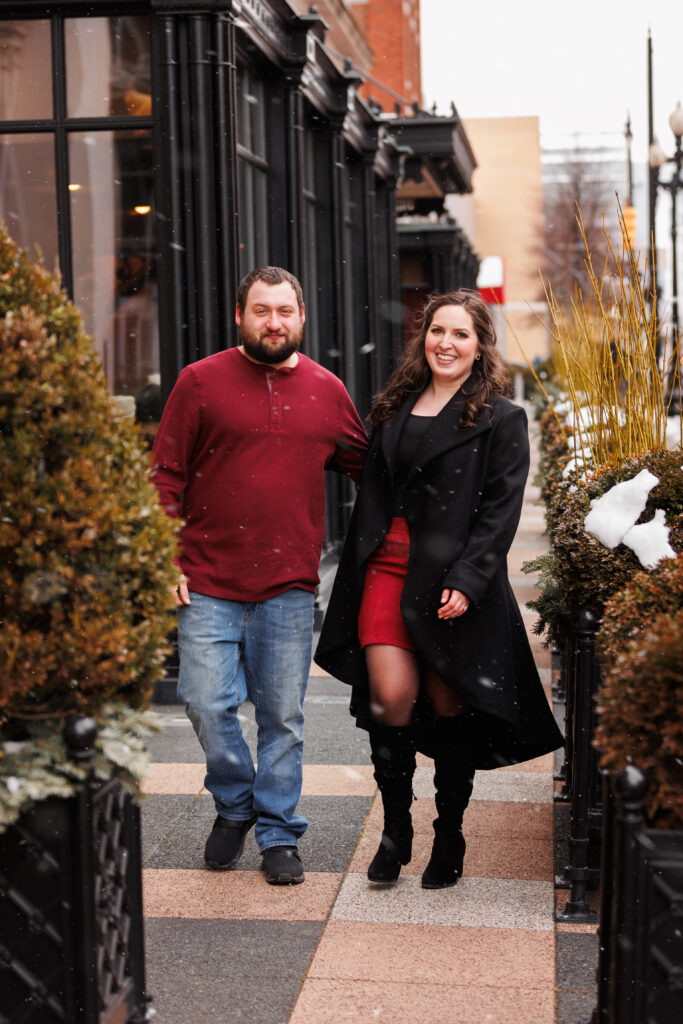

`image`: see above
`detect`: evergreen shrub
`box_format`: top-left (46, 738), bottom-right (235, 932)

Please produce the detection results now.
top-left (595, 557), bottom-right (683, 828)
top-left (527, 449), bottom-right (683, 645)
top-left (0, 227), bottom-right (178, 721)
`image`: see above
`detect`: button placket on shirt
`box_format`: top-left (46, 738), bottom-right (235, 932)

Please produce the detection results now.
top-left (267, 371), bottom-right (282, 431)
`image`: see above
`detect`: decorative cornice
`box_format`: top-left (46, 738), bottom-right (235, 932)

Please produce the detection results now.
top-left (385, 115), bottom-right (477, 195)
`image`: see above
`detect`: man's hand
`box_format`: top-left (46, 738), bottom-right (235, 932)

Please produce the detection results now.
top-left (173, 575), bottom-right (191, 607)
top-left (438, 588), bottom-right (469, 619)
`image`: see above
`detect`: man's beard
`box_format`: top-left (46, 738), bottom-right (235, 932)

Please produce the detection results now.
top-left (239, 325), bottom-right (303, 365)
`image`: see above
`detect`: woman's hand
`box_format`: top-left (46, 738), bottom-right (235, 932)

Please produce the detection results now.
top-left (438, 588), bottom-right (469, 619)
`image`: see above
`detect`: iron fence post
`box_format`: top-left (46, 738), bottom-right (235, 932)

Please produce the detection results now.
top-left (591, 771), bottom-right (614, 1023)
top-left (556, 609), bottom-right (599, 922)
top-left (554, 624), bottom-right (574, 803)
top-left (611, 766), bottom-right (649, 1024)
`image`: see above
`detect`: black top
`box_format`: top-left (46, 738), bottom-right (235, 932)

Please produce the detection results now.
top-left (392, 413), bottom-right (434, 515)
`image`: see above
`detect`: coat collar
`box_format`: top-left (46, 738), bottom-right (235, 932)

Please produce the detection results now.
top-left (380, 382), bottom-right (494, 479)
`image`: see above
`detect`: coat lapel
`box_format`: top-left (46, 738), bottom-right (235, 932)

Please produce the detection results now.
top-left (411, 391), bottom-right (493, 477)
top-left (379, 385), bottom-right (496, 483)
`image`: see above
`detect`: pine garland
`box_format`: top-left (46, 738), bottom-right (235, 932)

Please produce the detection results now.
top-left (0, 703), bottom-right (159, 832)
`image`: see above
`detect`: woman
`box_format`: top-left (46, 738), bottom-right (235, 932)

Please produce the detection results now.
top-left (315, 290), bottom-right (563, 889)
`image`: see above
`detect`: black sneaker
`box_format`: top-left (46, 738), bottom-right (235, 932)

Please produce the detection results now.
top-left (204, 815), bottom-right (256, 870)
top-left (262, 846), bottom-right (305, 885)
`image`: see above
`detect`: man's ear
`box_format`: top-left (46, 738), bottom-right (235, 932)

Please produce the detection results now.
top-left (300, 303), bottom-right (306, 326)
top-left (235, 304), bottom-right (242, 326)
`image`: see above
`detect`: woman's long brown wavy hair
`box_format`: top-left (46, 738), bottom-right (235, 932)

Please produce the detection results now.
top-left (368, 290), bottom-right (511, 429)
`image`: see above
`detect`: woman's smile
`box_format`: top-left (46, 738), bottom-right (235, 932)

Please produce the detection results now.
top-left (424, 305), bottom-right (479, 388)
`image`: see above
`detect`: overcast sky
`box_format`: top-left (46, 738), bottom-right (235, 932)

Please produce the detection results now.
top-left (421, 0), bottom-right (683, 162)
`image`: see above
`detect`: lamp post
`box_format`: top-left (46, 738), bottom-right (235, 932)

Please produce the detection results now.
top-left (649, 100), bottom-right (683, 343)
top-left (624, 113), bottom-right (634, 206)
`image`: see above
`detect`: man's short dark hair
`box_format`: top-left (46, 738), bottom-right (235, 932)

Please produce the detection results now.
top-left (237, 267), bottom-right (304, 312)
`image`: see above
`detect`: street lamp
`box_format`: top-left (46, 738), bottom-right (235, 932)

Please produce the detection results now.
top-left (624, 113), bottom-right (634, 205)
top-left (649, 100), bottom-right (683, 343)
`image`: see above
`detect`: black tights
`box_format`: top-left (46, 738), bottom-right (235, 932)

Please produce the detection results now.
top-left (365, 644), bottom-right (466, 726)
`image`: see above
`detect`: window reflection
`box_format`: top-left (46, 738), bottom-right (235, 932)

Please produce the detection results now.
top-left (236, 66), bottom-right (267, 157)
top-left (65, 16), bottom-right (151, 119)
top-left (0, 133), bottom-right (58, 269)
top-left (0, 20), bottom-right (53, 122)
top-left (237, 158), bottom-right (268, 276)
top-left (302, 124), bottom-right (320, 362)
top-left (69, 130), bottom-right (158, 403)
top-left (236, 66), bottom-right (269, 276)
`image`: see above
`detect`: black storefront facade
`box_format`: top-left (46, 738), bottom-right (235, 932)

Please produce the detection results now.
top-left (0, 0), bottom-right (478, 548)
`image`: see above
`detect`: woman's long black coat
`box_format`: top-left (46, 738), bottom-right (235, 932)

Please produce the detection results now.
top-left (315, 388), bottom-right (564, 769)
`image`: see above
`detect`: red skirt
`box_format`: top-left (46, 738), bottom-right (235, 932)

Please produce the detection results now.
top-left (358, 517), bottom-right (416, 651)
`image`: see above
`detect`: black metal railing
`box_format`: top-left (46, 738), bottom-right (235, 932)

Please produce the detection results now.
top-left (553, 625), bottom-right (575, 803)
top-left (592, 766), bottom-right (683, 1023)
top-left (555, 609), bottom-right (602, 922)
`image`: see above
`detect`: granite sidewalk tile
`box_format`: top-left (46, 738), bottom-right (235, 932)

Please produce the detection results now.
top-left (144, 761), bottom-right (376, 796)
top-left (331, 873), bottom-right (555, 931)
top-left (349, 829), bottom-right (553, 881)
top-left (145, 919), bottom-right (323, 1024)
top-left (305, 921), bottom-right (554, 988)
top-left (412, 767), bottom-right (553, 803)
top-left (289, 979), bottom-right (555, 1024)
top-left (143, 868), bottom-right (342, 920)
top-left (364, 797), bottom-right (554, 839)
top-left (143, 793), bottom-right (371, 873)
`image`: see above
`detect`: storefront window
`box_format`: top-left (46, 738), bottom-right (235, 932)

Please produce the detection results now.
top-left (236, 66), bottom-right (268, 275)
top-left (0, 20), bottom-right (52, 121)
top-left (0, 133), bottom-right (58, 270)
top-left (69, 130), bottom-right (158, 403)
top-left (65, 16), bottom-right (152, 119)
top-left (0, 14), bottom-right (157, 413)
top-left (302, 124), bottom-right (320, 361)
top-left (236, 65), bottom-right (267, 157)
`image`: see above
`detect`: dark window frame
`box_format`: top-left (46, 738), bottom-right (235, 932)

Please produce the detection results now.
top-left (0, 12), bottom-right (156, 296)
top-left (234, 49), bottom-right (295, 280)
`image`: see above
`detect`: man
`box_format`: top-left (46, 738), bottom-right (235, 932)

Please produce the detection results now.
top-left (151, 267), bottom-right (367, 885)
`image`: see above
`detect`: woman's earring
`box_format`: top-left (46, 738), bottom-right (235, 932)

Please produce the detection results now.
top-left (475, 353), bottom-right (481, 360)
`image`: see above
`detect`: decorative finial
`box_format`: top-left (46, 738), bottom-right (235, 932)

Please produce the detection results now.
top-left (63, 715), bottom-right (98, 761)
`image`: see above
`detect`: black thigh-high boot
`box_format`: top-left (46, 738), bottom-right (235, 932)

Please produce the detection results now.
top-left (421, 714), bottom-right (476, 890)
top-left (367, 722), bottom-right (416, 883)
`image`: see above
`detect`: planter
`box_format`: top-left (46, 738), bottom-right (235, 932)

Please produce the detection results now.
top-left (0, 722), bottom-right (149, 1023)
top-left (593, 766), bottom-right (683, 1023)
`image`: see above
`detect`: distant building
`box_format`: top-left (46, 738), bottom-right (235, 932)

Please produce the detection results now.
top-left (451, 116), bottom-right (547, 366)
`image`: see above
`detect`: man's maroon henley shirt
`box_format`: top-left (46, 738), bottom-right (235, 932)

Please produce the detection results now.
top-left (151, 347), bottom-right (368, 603)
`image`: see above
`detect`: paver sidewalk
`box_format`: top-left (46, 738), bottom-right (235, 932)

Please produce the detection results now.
top-left (141, 408), bottom-right (569, 1023)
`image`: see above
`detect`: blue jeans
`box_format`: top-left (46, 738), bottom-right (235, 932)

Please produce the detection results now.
top-left (176, 588), bottom-right (314, 851)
